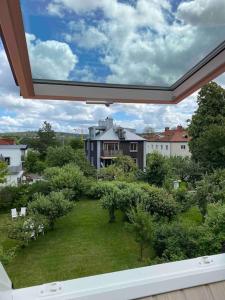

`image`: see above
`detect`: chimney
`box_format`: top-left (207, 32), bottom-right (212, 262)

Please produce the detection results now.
top-left (177, 125), bottom-right (183, 131)
top-left (165, 127), bottom-right (169, 131)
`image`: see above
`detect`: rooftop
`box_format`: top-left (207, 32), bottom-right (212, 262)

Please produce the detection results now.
top-left (144, 126), bottom-right (190, 143)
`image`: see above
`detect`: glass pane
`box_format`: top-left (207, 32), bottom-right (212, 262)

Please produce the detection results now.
top-left (20, 0), bottom-right (225, 87)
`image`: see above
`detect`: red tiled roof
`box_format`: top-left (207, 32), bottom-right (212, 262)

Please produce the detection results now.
top-left (0, 138), bottom-right (16, 145)
top-left (144, 126), bottom-right (191, 143)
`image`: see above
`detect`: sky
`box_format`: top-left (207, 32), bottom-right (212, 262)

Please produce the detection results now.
top-left (0, 0), bottom-right (225, 134)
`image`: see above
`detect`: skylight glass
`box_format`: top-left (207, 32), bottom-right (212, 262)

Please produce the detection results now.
top-left (20, 0), bottom-right (225, 87)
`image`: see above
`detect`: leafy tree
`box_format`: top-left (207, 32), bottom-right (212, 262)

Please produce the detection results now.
top-left (28, 192), bottom-right (73, 229)
top-left (113, 155), bottom-right (138, 173)
top-left (145, 152), bottom-right (167, 186)
top-left (98, 164), bottom-right (126, 181)
top-left (0, 161), bottom-right (7, 183)
top-left (24, 150), bottom-right (46, 174)
top-left (73, 149), bottom-right (96, 177)
top-left (100, 186), bottom-right (121, 223)
top-left (188, 82), bottom-right (225, 169)
top-left (46, 146), bottom-right (76, 167)
top-left (165, 156), bottom-right (204, 184)
top-left (140, 184), bottom-right (178, 220)
top-left (44, 164), bottom-right (87, 200)
top-left (127, 204), bottom-right (153, 261)
top-left (36, 121), bottom-right (57, 157)
top-left (69, 137), bottom-right (84, 150)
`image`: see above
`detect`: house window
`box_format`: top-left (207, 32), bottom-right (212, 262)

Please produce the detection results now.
top-left (91, 142), bottom-right (94, 151)
top-left (130, 143), bottom-right (138, 152)
top-left (151, 145), bottom-right (154, 149)
top-left (166, 145), bottom-right (168, 150)
top-left (104, 143), bottom-right (119, 151)
top-left (156, 145), bottom-right (158, 149)
top-left (161, 145), bottom-right (163, 150)
top-left (133, 158), bottom-right (138, 165)
top-left (4, 157), bottom-right (10, 165)
top-left (181, 145), bottom-right (186, 150)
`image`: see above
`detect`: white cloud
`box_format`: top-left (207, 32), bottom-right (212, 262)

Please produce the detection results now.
top-left (177, 0), bottom-right (225, 26)
top-left (26, 33), bottom-right (78, 80)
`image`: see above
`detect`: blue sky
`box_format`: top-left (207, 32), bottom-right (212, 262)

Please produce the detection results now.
top-left (0, 0), bottom-right (225, 133)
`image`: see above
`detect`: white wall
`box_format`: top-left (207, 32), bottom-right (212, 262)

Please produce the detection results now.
top-left (146, 142), bottom-right (191, 157)
top-left (0, 148), bottom-right (22, 166)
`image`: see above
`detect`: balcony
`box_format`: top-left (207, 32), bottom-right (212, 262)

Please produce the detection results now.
top-left (101, 150), bottom-right (123, 158)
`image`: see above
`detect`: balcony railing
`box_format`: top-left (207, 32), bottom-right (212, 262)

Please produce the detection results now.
top-left (101, 150), bottom-right (123, 157)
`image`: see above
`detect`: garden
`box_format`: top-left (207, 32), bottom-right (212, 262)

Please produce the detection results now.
top-left (0, 82), bottom-right (225, 288)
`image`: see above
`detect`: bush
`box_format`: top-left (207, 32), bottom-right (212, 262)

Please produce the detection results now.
top-left (127, 203), bottom-right (153, 260)
top-left (28, 192), bottom-right (74, 229)
top-left (8, 213), bottom-right (49, 246)
top-left (44, 164), bottom-right (87, 200)
top-left (0, 185), bottom-right (29, 211)
top-left (173, 187), bottom-right (195, 212)
top-left (153, 222), bottom-right (204, 262)
top-left (24, 150), bottom-right (46, 174)
top-left (140, 184), bottom-right (178, 220)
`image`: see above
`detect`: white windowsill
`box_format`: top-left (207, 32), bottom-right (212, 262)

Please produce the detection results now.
top-left (1, 254), bottom-right (225, 300)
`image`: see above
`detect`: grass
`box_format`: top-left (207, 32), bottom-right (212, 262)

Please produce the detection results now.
top-left (1, 200), bottom-right (151, 288)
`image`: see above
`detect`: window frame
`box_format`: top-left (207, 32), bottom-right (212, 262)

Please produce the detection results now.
top-left (130, 142), bottom-right (138, 152)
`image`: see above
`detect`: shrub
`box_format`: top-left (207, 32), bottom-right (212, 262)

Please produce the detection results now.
top-left (140, 184), bottom-right (178, 220)
top-left (145, 152), bottom-right (167, 186)
top-left (100, 186), bottom-right (121, 223)
top-left (8, 214), bottom-right (49, 246)
top-left (173, 186), bottom-right (195, 212)
top-left (24, 150), bottom-right (46, 174)
top-left (0, 185), bottom-right (29, 211)
top-left (28, 192), bottom-right (74, 229)
top-left (44, 164), bottom-right (86, 200)
top-left (127, 203), bottom-right (153, 260)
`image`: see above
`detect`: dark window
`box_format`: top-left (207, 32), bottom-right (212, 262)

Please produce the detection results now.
top-left (4, 157), bottom-right (10, 165)
top-left (130, 142), bottom-right (138, 152)
top-left (181, 145), bottom-right (186, 150)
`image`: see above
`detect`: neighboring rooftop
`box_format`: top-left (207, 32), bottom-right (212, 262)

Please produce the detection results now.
top-left (144, 126), bottom-right (190, 143)
top-left (0, 138), bottom-right (16, 145)
top-left (88, 117), bottom-right (146, 141)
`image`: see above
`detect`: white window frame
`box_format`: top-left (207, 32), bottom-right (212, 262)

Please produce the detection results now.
top-left (130, 142), bottom-right (138, 152)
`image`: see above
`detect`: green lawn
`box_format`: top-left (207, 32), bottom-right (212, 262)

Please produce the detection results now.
top-left (1, 200), bottom-right (150, 288)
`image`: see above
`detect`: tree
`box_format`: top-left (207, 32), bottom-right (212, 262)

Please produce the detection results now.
top-left (69, 137), bottom-right (84, 150)
top-left (44, 164), bottom-right (87, 200)
top-left (127, 204), bottom-right (153, 261)
top-left (46, 146), bottom-right (76, 167)
top-left (36, 121), bottom-right (57, 157)
top-left (24, 150), bottom-right (46, 174)
top-left (0, 161), bottom-right (7, 183)
top-left (188, 82), bottom-right (225, 169)
top-left (113, 155), bottom-right (138, 173)
top-left (28, 192), bottom-right (73, 229)
top-left (145, 152), bottom-right (167, 186)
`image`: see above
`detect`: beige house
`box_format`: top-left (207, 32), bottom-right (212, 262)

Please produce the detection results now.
top-left (145, 126), bottom-right (191, 158)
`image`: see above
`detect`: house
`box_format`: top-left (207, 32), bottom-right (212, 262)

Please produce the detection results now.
top-left (0, 138), bottom-right (27, 186)
top-left (144, 126), bottom-right (191, 157)
top-left (85, 118), bottom-right (147, 169)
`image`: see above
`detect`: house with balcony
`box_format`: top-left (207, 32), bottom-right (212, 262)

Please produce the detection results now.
top-left (85, 118), bottom-right (146, 169)
top-left (0, 138), bottom-right (27, 186)
top-left (145, 126), bottom-right (191, 157)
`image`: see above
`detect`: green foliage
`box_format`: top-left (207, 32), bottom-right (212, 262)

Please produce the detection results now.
top-left (165, 156), bottom-right (204, 185)
top-left (46, 146), bottom-right (76, 167)
top-left (36, 121), bottom-right (57, 157)
top-left (145, 152), bottom-right (167, 186)
top-left (100, 186), bottom-right (121, 223)
top-left (69, 137), bottom-right (84, 150)
top-left (28, 192), bottom-right (73, 229)
top-left (0, 185), bottom-right (29, 211)
top-left (188, 82), bottom-right (225, 169)
top-left (8, 214), bottom-right (49, 246)
top-left (0, 245), bottom-right (18, 265)
top-left (153, 222), bottom-right (205, 262)
top-left (90, 181), bottom-right (119, 199)
top-left (24, 150), bottom-right (46, 174)
top-left (113, 155), bottom-right (138, 173)
top-left (98, 165), bottom-right (124, 181)
top-left (46, 146), bottom-right (96, 177)
top-left (0, 161), bottom-right (7, 183)
top-left (173, 187), bottom-right (195, 212)
top-left (140, 184), bottom-right (178, 220)
top-left (127, 204), bottom-right (153, 260)
top-left (44, 164), bottom-right (87, 200)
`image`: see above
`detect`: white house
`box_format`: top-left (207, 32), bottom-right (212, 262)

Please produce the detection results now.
top-left (0, 138), bottom-right (27, 186)
top-left (145, 126), bottom-right (191, 158)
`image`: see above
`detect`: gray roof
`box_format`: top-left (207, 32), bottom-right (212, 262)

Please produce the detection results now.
top-left (0, 145), bottom-right (27, 150)
top-left (93, 127), bottom-right (146, 141)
